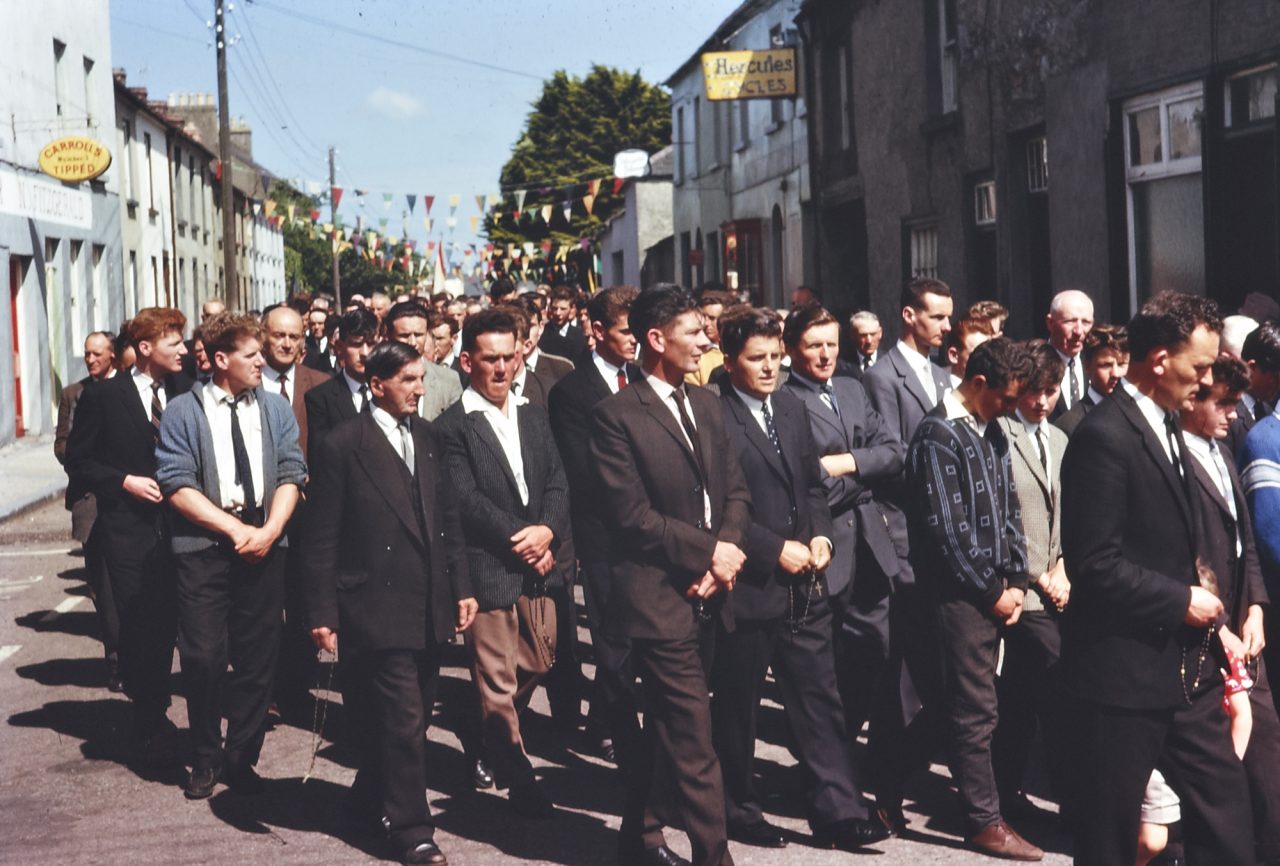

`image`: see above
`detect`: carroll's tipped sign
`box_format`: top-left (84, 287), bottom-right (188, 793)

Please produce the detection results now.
top-left (38, 136), bottom-right (112, 183)
top-left (701, 48), bottom-right (796, 100)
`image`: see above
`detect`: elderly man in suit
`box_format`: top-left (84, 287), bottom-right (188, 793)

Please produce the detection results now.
top-left (55, 331), bottom-right (121, 689)
top-left (260, 306), bottom-right (330, 455)
top-left (1181, 354), bottom-right (1280, 865)
top-left (384, 301), bottom-right (463, 422)
top-left (66, 309), bottom-right (192, 757)
top-left (590, 284), bottom-right (751, 866)
top-left (435, 308), bottom-right (571, 819)
top-left (305, 307), bottom-right (379, 462)
top-left (992, 342), bottom-right (1074, 819)
top-left (1062, 291), bottom-right (1253, 865)
top-left (1045, 289), bottom-right (1095, 423)
top-left (713, 307), bottom-right (890, 852)
top-left (305, 340), bottom-right (476, 866)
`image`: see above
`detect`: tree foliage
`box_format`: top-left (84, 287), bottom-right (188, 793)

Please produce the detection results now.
top-left (486, 65), bottom-right (670, 248)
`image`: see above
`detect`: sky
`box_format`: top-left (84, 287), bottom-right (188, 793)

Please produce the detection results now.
top-left (108, 0), bottom-right (745, 258)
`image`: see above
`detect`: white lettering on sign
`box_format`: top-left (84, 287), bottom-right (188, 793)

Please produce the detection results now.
top-left (0, 167), bottom-right (93, 230)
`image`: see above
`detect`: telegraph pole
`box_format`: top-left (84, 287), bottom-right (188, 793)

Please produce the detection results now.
top-left (215, 0), bottom-right (237, 309)
top-left (329, 146), bottom-right (341, 307)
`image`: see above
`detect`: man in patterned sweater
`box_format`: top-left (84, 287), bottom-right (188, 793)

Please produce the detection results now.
top-left (906, 338), bottom-right (1040, 861)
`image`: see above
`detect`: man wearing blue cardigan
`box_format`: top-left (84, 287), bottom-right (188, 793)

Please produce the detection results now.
top-left (156, 312), bottom-right (306, 800)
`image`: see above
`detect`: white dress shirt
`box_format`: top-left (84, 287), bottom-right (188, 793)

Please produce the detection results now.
top-left (1184, 432), bottom-right (1242, 556)
top-left (200, 383), bottom-right (264, 510)
top-left (897, 340), bottom-right (942, 407)
top-left (644, 373), bottom-right (711, 526)
top-left (1120, 379), bottom-right (1177, 466)
top-left (1016, 409), bottom-right (1053, 492)
top-left (592, 351), bottom-right (627, 394)
top-left (1056, 347), bottom-right (1083, 411)
top-left (341, 369), bottom-right (368, 413)
top-left (461, 387), bottom-right (529, 506)
top-left (942, 388), bottom-right (986, 436)
top-left (371, 405), bottom-right (414, 471)
top-left (261, 363), bottom-right (296, 404)
top-left (131, 366), bottom-right (165, 418)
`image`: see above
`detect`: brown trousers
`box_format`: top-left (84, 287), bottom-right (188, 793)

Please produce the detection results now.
top-left (465, 595), bottom-right (556, 788)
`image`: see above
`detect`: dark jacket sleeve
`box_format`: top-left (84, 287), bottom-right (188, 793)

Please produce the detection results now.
top-left (65, 382), bottom-right (127, 497)
top-left (301, 433), bottom-right (347, 631)
top-left (530, 411), bottom-right (572, 546)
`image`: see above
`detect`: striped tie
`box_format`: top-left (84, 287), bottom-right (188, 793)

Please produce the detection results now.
top-left (150, 381), bottom-right (163, 440)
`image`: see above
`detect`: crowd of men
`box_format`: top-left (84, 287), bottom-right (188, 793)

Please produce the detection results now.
top-left (51, 274), bottom-right (1280, 866)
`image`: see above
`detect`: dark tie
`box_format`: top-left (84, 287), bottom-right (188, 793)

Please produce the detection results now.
top-left (1036, 427), bottom-right (1048, 473)
top-left (278, 371), bottom-right (289, 399)
top-left (819, 382), bottom-right (840, 417)
top-left (862, 354), bottom-right (872, 371)
top-left (1163, 413), bottom-right (1192, 503)
top-left (761, 399), bottom-right (783, 457)
top-left (1069, 356), bottom-right (1081, 406)
top-left (673, 385), bottom-right (707, 484)
top-left (617, 367), bottom-right (628, 391)
top-left (359, 384), bottom-right (371, 414)
top-left (228, 398), bottom-right (260, 526)
top-left (150, 381), bottom-right (164, 441)
top-left (1256, 400), bottom-right (1271, 423)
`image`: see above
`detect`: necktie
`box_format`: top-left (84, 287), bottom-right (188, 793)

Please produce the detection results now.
top-left (819, 382), bottom-right (840, 417)
top-left (617, 367), bottom-right (628, 391)
top-left (397, 419), bottom-right (414, 474)
top-left (150, 381), bottom-right (164, 440)
top-left (1163, 413), bottom-right (1191, 502)
top-left (673, 385), bottom-right (707, 483)
top-left (1036, 427), bottom-right (1048, 474)
top-left (862, 353), bottom-right (873, 371)
top-left (761, 399), bottom-right (783, 457)
top-left (278, 371), bottom-right (289, 400)
top-left (228, 397), bottom-right (260, 526)
top-left (1209, 442), bottom-right (1238, 522)
top-left (359, 384), bottom-right (371, 414)
top-left (1256, 400), bottom-right (1272, 423)
top-left (1069, 356), bottom-right (1081, 407)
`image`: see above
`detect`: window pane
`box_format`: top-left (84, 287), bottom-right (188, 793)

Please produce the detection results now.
top-left (1132, 173), bottom-right (1204, 299)
top-left (1167, 98), bottom-right (1202, 160)
top-left (1128, 107), bottom-right (1161, 166)
top-left (1228, 68), bottom-right (1278, 126)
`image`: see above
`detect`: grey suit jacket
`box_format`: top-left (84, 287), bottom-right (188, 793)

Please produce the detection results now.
top-left (420, 360), bottom-right (463, 422)
top-left (999, 416), bottom-right (1067, 612)
top-left (862, 344), bottom-right (952, 446)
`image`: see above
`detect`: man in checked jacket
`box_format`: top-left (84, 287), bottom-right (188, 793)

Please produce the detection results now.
top-left (905, 338), bottom-right (1041, 862)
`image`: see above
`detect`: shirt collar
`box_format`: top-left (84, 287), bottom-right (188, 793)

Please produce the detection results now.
top-left (341, 369), bottom-right (364, 394)
top-left (1087, 384), bottom-right (1107, 405)
top-left (1120, 378), bottom-right (1171, 437)
top-left (896, 339), bottom-right (932, 372)
top-left (206, 381), bottom-right (254, 406)
top-left (1015, 408), bottom-right (1047, 437)
top-left (643, 372), bottom-right (682, 405)
top-left (731, 385), bottom-right (769, 416)
top-left (1242, 392), bottom-right (1258, 415)
top-left (370, 404), bottom-right (408, 435)
top-left (786, 370), bottom-right (828, 393)
top-left (592, 351), bottom-right (623, 376)
top-left (261, 363), bottom-right (293, 384)
top-left (1055, 346), bottom-right (1078, 366)
top-left (1182, 430), bottom-right (1214, 461)
top-left (461, 385), bottom-right (524, 417)
top-left (943, 389), bottom-right (987, 436)
top-left (131, 366), bottom-right (155, 388)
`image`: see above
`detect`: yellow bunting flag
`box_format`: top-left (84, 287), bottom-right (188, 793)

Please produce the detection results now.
top-left (582, 193), bottom-right (596, 215)
top-left (469, 215), bottom-right (479, 233)
top-left (540, 204), bottom-right (552, 223)
top-left (587, 179), bottom-right (601, 197)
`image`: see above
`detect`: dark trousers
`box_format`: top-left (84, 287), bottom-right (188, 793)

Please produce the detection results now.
top-left (622, 630), bottom-right (733, 866)
top-left (1243, 656), bottom-right (1280, 862)
top-left (935, 595), bottom-right (1003, 833)
top-left (344, 646), bottom-right (441, 852)
top-left (175, 543), bottom-right (284, 771)
top-left (544, 563), bottom-right (583, 727)
top-left (1074, 689), bottom-right (1253, 865)
top-left (274, 514), bottom-right (317, 712)
top-left (828, 536), bottom-right (893, 735)
top-left (992, 609), bottom-right (1074, 804)
top-left (101, 517), bottom-right (176, 735)
top-left (710, 587), bottom-right (869, 831)
top-left (84, 523), bottom-right (120, 663)
top-left (581, 560), bottom-right (643, 765)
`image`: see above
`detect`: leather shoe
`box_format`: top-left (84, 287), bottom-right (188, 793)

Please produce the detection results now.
top-left (184, 766), bottom-right (218, 800)
top-left (509, 780), bottom-right (555, 818)
top-left (472, 758), bottom-right (494, 790)
top-left (812, 817), bottom-right (892, 850)
top-left (875, 802), bottom-right (910, 834)
top-left (224, 763), bottom-right (265, 795)
top-left (618, 844), bottom-right (691, 866)
top-left (729, 819), bottom-right (787, 848)
top-left (968, 820), bottom-right (1043, 861)
top-left (402, 839), bottom-right (447, 865)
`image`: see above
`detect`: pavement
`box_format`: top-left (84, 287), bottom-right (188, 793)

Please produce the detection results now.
top-left (0, 497), bottom-right (1075, 866)
top-left (0, 434), bottom-right (65, 521)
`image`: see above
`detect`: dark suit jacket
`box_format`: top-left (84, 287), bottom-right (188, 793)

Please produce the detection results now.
top-left (450, 355), bottom-right (469, 389)
top-left (514, 366), bottom-right (553, 409)
top-left (720, 387), bottom-right (832, 621)
top-left (434, 399), bottom-right (571, 611)
top-left (271, 363), bottom-right (330, 459)
top-left (1189, 447), bottom-right (1269, 631)
top-left (55, 376), bottom-right (92, 509)
top-left (783, 374), bottom-right (909, 597)
top-left (1053, 392), bottom-right (1098, 438)
top-left (305, 372), bottom-right (361, 464)
top-left (1224, 397), bottom-right (1267, 457)
top-left (861, 343), bottom-right (951, 446)
top-left (589, 377), bottom-right (752, 640)
top-left (302, 413), bottom-right (470, 650)
top-left (1060, 385), bottom-right (1206, 709)
top-left (303, 337), bottom-right (335, 375)
top-left (540, 323), bottom-right (586, 362)
top-left (530, 351), bottom-right (573, 385)
top-left (65, 368), bottom-right (193, 544)
top-left (548, 360), bottom-right (641, 563)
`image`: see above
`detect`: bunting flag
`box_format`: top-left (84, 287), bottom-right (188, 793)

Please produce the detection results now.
top-left (378, 217), bottom-right (389, 231)
top-left (587, 178), bottom-right (601, 197)
top-left (541, 240), bottom-right (553, 254)
top-left (540, 204), bottom-right (552, 224)
top-left (562, 201), bottom-right (572, 222)
top-left (354, 188), bottom-right (368, 198)
top-left (261, 172), bottom-right (272, 194)
top-left (423, 217), bottom-right (433, 234)
top-left (515, 189), bottom-right (528, 211)
top-left (474, 194), bottom-right (486, 214)
top-left (509, 244), bottom-right (519, 259)
top-left (582, 193), bottom-right (596, 215)
top-left (264, 199), bottom-right (277, 218)
top-left (406, 194), bottom-right (417, 214)
top-left (613, 178), bottom-right (625, 195)
top-left (522, 241), bottom-right (535, 258)
top-left (424, 195), bottom-right (434, 215)
top-left (469, 215), bottom-right (479, 234)
top-left (382, 192), bottom-right (394, 209)
top-left (252, 201), bottom-right (262, 216)
top-left (322, 222), bottom-right (333, 234)
top-left (310, 208), bottom-right (321, 222)
top-left (286, 203), bottom-right (296, 222)
top-left (448, 194), bottom-right (460, 215)
top-left (331, 186), bottom-right (343, 209)
top-left (446, 216), bottom-right (457, 232)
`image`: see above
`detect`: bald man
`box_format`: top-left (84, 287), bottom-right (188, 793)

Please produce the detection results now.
top-left (260, 306), bottom-right (329, 458)
top-left (1046, 290), bottom-right (1094, 421)
top-left (201, 298), bottom-right (226, 323)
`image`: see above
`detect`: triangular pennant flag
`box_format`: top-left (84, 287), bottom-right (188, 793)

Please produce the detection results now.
top-left (322, 222), bottom-right (334, 234)
top-left (261, 172), bottom-right (271, 194)
top-left (355, 188), bottom-right (368, 198)
top-left (515, 189), bottom-right (527, 211)
top-left (406, 194), bottom-right (417, 214)
top-left (379, 217), bottom-right (389, 231)
top-left (263, 199), bottom-right (276, 218)
top-left (448, 194), bottom-right (460, 215)
top-left (582, 193), bottom-right (596, 215)
top-left (423, 195), bottom-right (434, 215)
top-left (331, 186), bottom-right (343, 209)
top-left (446, 216), bottom-right (457, 232)
top-left (475, 194), bottom-right (486, 214)
top-left (522, 242), bottom-right (535, 258)
top-left (588, 179), bottom-right (601, 197)
top-left (286, 203), bottom-right (296, 222)
top-left (310, 209), bottom-right (321, 222)
top-left (562, 201), bottom-right (572, 222)
top-left (510, 244), bottom-right (519, 260)
top-left (541, 204), bottom-right (552, 224)
top-left (382, 192), bottom-right (394, 209)
top-left (423, 217), bottom-right (433, 234)
top-left (469, 215), bottom-right (479, 234)
top-left (252, 201), bottom-right (262, 216)
top-left (613, 178), bottom-right (625, 195)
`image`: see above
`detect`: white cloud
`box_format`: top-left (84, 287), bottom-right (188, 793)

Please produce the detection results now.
top-left (366, 86), bottom-right (423, 120)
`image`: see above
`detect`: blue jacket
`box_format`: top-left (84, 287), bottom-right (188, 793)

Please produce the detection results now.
top-left (156, 381), bottom-right (307, 554)
top-left (1240, 413), bottom-right (1280, 589)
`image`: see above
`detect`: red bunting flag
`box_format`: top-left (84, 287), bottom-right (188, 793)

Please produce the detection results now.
top-left (331, 186), bottom-right (343, 209)
top-left (587, 179), bottom-right (601, 197)
top-left (424, 195), bottom-right (434, 215)
top-left (309, 209), bottom-right (320, 222)
top-left (613, 178), bottom-right (625, 195)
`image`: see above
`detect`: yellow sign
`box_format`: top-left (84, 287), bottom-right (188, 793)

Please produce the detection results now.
top-left (701, 49), bottom-right (797, 101)
top-left (38, 136), bottom-right (112, 183)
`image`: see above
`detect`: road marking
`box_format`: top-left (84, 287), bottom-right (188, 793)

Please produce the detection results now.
top-left (39, 595), bottom-right (85, 622)
top-left (0, 575), bottom-right (43, 593)
top-left (0, 548), bottom-right (74, 558)
top-left (0, 645), bottom-right (20, 664)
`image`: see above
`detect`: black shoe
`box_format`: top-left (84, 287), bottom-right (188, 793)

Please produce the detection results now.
top-left (402, 839), bottom-right (448, 865)
top-left (618, 844), bottom-right (691, 866)
top-left (184, 766), bottom-right (219, 800)
top-left (812, 817), bottom-right (892, 850)
top-left (224, 763), bottom-right (265, 795)
top-left (472, 758), bottom-right (494, 790)
top-left (875, 802), bottom-right (910, 835)
top-left (509, 780), bottom-right (555, 819)
top-left (598, 736), bottom-right (616, 763)
top-left (729, 819), bottom-right (788, 848)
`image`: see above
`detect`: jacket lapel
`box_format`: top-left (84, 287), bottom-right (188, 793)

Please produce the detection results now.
top-left (354, 414), bottom-right (426, 549)
top-left (411, 420), bottom-right (438, 539)
top-left (121, 368), bottom-right (158, 439)
top-left (725, 390), bottom-right (787, 482)
top-left (466, 408), bottom-right (522, 499)
top-left (1191, 458), bottom-right (1234, 525)
top-left (1114, 388), bottom-right (1193, 531)
top-left (635, 378), bottom-right (701, 476)
top-left (1010, 422), bottom-right (1051, 499)
top-left (889, 347), bottom-right (936, 416)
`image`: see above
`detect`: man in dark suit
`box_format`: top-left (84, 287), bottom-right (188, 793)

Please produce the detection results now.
top-left (304, 307), bottom-right (378, 463)
top-left (1053, 323), bottom-right (1128, 438)
top-left (1226, 321), bottom-right (1280, 456)
top-left (1061, 291), bottom-right (1253, 865)
top-left (55, 331), bottom-right (121, 689)
top-left (435, 308), bottom-right (571, 818)
top-left (849, 311), bottom-right (883, 373)
top-left (548, 287), bottom-right (642, 761)
top-left (1180, 354), bottom-right (1280, 865)
top-left (516, 294), bottom-right (574, 384)
top-left (260, 306), bottom-right (330, 457)
top-left (65, 309), bottom-right (192, 753)
top-left (539, 284), bottom-right (586, 361)
top-left (303, 308), bottom-right (337, 374)
top-left (384, 302), bottom-right (463, 422)
top-left (590, 285), bottom-right (751, 866)
top-left (1045, 289), bottom-right (1095, 423)
top-left (305, 340), bottom-right (476, 866)
top-left (713, 308), bottom-right (890, 852)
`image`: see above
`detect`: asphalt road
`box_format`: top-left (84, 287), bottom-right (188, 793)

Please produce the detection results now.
top-left (0, 497), bottom-right (1073, 865)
